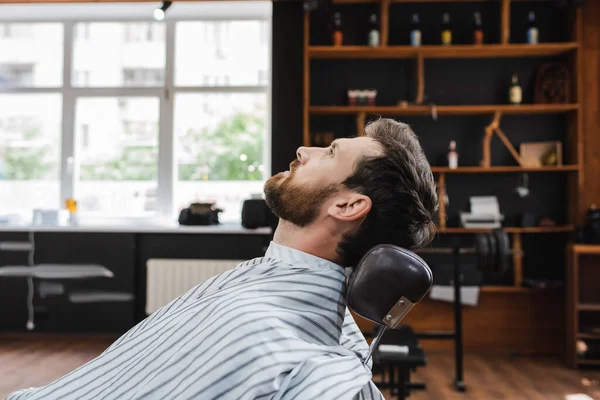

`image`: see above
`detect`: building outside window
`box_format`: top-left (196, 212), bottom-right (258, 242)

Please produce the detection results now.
top-left (0, 2), bottom-right (271, 223)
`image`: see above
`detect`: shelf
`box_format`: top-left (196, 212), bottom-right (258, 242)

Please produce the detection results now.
top-left (570, 244), bottom-right (600, 255)
top-left (308, 43), bottom-right (579, 59)
top-left (0, 265), bottom-right (113, 279)
top-left (440, 226), bottom-right (575, 234)
top-left (578, 304), bottom-right (600, 312)
top-left (69, 291), bottom-right (134, 304)
top-left (0, 241), bottom-right (32, 252)
top-left (578, 333), bottom-right (600, 340)
top-left (431, 166), bottom-right (579, 173)
top-left (309, 104), bottom-right (579, 116)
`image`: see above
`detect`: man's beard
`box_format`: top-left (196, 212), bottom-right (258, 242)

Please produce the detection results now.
top-left (264, 164), bottom-right (339, 227)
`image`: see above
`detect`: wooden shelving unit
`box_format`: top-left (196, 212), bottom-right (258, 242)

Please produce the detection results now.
top-left (303, 1), bottom-right (583, 294)
top-left (566, 245), bottom-right (600, 368)
top-left (310, 104), bottom-right (580, 116)
top-left (309, 43), bottom-right (579, 59)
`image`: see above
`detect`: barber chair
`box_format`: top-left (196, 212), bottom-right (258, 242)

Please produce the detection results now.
top-left (347, 244), bottom-right (433, 399)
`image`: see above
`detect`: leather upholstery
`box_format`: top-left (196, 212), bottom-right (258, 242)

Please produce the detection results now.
top-left (347, 244), bottom-right (433, 326)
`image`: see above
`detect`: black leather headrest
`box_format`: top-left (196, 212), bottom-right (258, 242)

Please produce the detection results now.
top-left (347, 244), bottom-right (433, 327)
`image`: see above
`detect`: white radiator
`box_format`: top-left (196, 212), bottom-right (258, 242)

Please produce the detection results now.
top-left (146, 258), bottom-right (243, 314)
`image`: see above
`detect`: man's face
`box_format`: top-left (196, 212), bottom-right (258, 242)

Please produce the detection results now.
top-left (264, 136), bottom-right (383, 227)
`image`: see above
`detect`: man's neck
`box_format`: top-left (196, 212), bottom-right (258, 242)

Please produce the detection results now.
top-left (273, 220), bottom-right (342, 265)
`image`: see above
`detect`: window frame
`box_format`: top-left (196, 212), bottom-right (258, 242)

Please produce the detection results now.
top-left (0, 4), bottom-right (272, 223)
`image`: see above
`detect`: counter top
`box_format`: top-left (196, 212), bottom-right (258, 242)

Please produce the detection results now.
top-left (0, 223), bottom-right (272, 235)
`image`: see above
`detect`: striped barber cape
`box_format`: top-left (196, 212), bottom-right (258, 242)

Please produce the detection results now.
top-left (5, 242), bottom-right (384, 400)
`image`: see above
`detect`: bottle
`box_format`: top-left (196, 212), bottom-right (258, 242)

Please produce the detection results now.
top-left (448, 141), bottom-right (458, 169)
top-left (368, 14), bottom-right (380, 47)
top-left (473, 11), bottom-right (483, 45)
top-left (410, 13), bottom-right (421, 47)
top-left (441, 13), bottom-right (452, 46)
top-left (65, 198), bottom-right (78, 226)
top-left (527, 11), bottom-right (538, 44)
top-left (333, 12), bottom-right (343, 46)
top-left (509, 73), bottom-right (522, 105)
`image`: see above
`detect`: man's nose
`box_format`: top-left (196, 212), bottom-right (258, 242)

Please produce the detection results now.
top-left (296, 147), bottom-right (309, 165)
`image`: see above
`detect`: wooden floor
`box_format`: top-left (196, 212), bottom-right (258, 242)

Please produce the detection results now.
top-left (1, 336), bottom-right (600, 399)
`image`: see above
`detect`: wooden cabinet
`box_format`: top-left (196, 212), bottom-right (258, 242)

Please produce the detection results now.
top-left (566, 244), bottom-right (600, 367)
top-left (303, 1), bottom-right (583, 292)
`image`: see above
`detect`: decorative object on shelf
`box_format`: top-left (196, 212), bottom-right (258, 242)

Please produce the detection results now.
top-left (460, 196), bottom-right (504, 229)
top-left (583, 204), bottom-right (600, 244)
top-left (441, 12), bottom-right (452, 46)
top-left (429, 102), bottom-right (438, 120)
top-left (241, 197), bottom-right (276, 230)
top-left (410, 13), bottom-right (421, 47)
top-left (473, 11), bottom-right (484, 45)
top-left (539, 217), bottom-right (557, 227)
top-left (509, 73), bottom-right (522, 105)
top-left (519, 141), bottom-right (563, 167)
top-left (368, 13), bottom-right (379, 47)
top-left (65, 198), bottom-right (78, 226)
top-left (347, 89), bottom-right (377, 106)
top-left (480, 112), bottom-right (524, 168)
top-left (312, 131), bottom-right (335, 147)
top-left (332, 12), bottom-right (343, 46)
top-left (535, 63), bottom-right (571, 104)
top-left (516, 212), bottom-right (536, 227)
top-left (178, 202), bottom-right (222, 226)
top-left (32, 209), bottom-right (70, 226)
top-left (448, 140), bottom-right (458, 169)
top-left (416, 229), bottom-right (513, 278)
top-left (527, 11), bottom-right (538, 44)
top-left (515, 173), bottom-right (530, 198)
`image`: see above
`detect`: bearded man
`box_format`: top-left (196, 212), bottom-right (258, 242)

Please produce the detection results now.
top-left (5, 118), bottom-right (437, 400)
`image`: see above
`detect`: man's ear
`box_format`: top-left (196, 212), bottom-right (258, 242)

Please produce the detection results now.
top-left (328, 193), bottom-right (372, 222)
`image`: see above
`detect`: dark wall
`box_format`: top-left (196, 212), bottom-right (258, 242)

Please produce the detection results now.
top-left (271, 2), bottom-right (305, 174)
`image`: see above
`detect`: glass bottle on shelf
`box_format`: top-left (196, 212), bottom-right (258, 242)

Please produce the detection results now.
top-left (441, 13), bottom-right (452, 46)
top-left (410, 13), bottom-right (421, 47)
top-left (509, 73), bottom-right (522, 105)
top-left (368, 14), bottom-right (380, 47)
top-left (527, 11), bottom-right (538, 44)
top-left (473, 11), bottom-right (484, 45)
top-left (448, 141), bottom-right (458, 169)
top-left (333, 12), bottom-right (343, 46)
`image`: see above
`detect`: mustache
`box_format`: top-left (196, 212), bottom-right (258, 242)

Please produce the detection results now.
top-left (289, 160), bottom-right (301, 172)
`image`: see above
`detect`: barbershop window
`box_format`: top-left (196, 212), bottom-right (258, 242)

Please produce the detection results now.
top-left (0, 2), bottom-right (271, 222)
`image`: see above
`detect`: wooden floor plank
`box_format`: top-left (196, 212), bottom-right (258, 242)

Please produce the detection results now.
top-left (1, 336), bottom-right (600, 399)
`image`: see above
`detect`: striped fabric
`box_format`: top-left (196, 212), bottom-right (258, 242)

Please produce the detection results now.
top-left (5, 242), bottom-right (384, 400)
